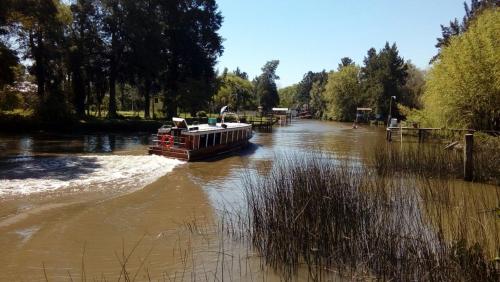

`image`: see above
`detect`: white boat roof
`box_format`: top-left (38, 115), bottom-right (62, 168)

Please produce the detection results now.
top-left (183, 122), bottom-right (251, 135)
top-left (272, 107), bottom-right (289, 111)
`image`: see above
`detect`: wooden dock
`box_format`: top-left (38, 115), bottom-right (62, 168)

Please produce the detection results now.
top-left (386, 126), bottom-right (442, 142)
top-left (249, 119), bottom-right (274, 130)
top-left (384, 126), bottom-right (496, 143)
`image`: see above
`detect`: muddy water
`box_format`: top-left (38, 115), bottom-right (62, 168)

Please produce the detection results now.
top-left (0, 120), bottom-right (494, 281)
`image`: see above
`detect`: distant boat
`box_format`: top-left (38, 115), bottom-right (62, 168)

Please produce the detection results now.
top-left (148, 112), bottom-right (252, 161)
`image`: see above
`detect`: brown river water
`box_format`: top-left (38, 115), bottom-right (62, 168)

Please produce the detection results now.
top-left (0, 120), bottom-right (497, 281)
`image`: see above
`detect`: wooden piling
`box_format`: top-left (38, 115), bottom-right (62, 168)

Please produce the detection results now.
top-left (386, 128), bottom-right (392, 142)
top-left (464, 134), bottom-right (474, 181)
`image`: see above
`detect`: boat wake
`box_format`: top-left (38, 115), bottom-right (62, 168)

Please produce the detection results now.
top-left (0, 155), bottom-right (184, 197)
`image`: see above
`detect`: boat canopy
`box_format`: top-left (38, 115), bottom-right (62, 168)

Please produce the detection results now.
top-left (172, 117), bottom-right (189, 129)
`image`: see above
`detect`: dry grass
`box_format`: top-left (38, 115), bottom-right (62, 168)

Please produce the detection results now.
top-left (239, 153), bottom-right (499, 281)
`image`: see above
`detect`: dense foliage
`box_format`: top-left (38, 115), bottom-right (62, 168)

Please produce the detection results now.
top-left (432, 0), bottom-right (499, 62)
top-left (213, 70), bottom-right (255, 112)
top-left (421, 8), bottom-right (499, 130)
top-left (287, 44), bottom-right (415, 122)
top-left (255, 60), bottom-right (280, 111)
top-left (323, 64), bottom-right (362, 121)
top-left (0, 0), bottom-right (224, 120)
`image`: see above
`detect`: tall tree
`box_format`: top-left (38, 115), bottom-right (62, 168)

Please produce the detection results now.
top-left (296, 71), bottom-right (328, 108)
top-left (102, 0), bottom-right (126, 118)
top-left (423, 8), bottom-right (499, 130)
top-left (160, 0), bottom-right (223, 118)
top-left (0, 0), bottom-right (19, 88)
top-left (15, 0), bottom-right (71, 119)
top-left (361, 42), bottom-right (408, 119)
top-left (296, 71), bottom-right (315, 106)
top-left (401, 62), bottom-right (425, 110)
top-left (233, 67), bottom-right (248, 80)
top-left (16, 0), bottom-right (68, 98)
top-left (338, 57), bottom-right (354, 70)
top-left (255, 60), bottom-right (280, 111)
top-left (213, 73), bottom-right (254, 111)
top-left (324, 64), bottom-right (362, 121)
top-left (68, 0), bottom-right (104, 118)
top-left (432, 0), bottom-right (499, 62)
top-left (123, 0), bottom-right (163, 118)
top-left (278, 84), bottom-right (299, 108)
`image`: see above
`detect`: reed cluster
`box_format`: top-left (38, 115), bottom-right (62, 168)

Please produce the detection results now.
top-left (371, 143), bottom-right (500, 185)
top-left (242, 153), bottom-right (499, 281)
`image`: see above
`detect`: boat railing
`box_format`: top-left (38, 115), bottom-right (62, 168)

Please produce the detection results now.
top-left (152, 134), bottom-right (187, 149)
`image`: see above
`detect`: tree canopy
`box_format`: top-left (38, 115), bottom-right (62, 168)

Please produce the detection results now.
top-left (361, 43), bottom-right (408, 119)
top-left (324, 64), bottom-right (362, 121)
top-left (422, 8), bottom-right (499, 130)
top-left (0, 0), bottom-right (224, 120)
top-left (255, 60), bottom-right (280, 111)
top-left (213, 72), bottom-right (255, 112)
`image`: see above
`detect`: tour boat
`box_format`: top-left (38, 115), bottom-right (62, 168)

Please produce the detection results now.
top-left (148, 110), bottom-right (253, 161)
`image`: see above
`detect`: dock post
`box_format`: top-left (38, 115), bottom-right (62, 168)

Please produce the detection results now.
top-left (464, 134), bottom-right (474, 181)
top-left (418, 129), bottom-right (422, 143)
top-left (386, 128), bottom-right (392, 142)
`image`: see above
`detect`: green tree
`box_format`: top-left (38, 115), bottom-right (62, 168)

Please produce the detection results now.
top-left (255, 60), bottom-right (280, 111)
top-left (15, 0), bottom-right (72, 119)
top-left (160, 0), bottom-right (223, 118)
top-left (122, 0), bottom-right (163, 119)
top-left (0, 0), bottom-right (19, 88)
top-left (233, 67), bottom-right (248, 80)
top-left (324, 64), bottom-right (362, 121)
top-left (278, 84), bottom-right (298, 108)
top-left (101, 0), bottom-right (127, 118)
top-left (422, 8), bottom-right (499, 130)
top-left (68, 0), bottom-right (104, 118)
top-left (310, 80), bottom-right (327, 118)
top-left (401, 62), bottom-right (425, 110)
top-left (433, 0), bottom-right (498, 62)
top-left (296, 71), bottom-right (327, 107)
top-left (213, 73), bottom-right (254, 111)
top-left (338, 57), bottom-right (354, 70)
top-left (361, 43), bottom-right (408, 120)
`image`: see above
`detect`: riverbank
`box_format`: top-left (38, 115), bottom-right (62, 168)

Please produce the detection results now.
top-left (0, 112), bottom-right (275, 134)
top-left (0, 113), bottom-right (164, 134)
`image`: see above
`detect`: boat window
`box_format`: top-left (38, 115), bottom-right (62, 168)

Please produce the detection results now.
top-left (207, 133), bottom-right (214, 147)
top-left (199, 134), bottom-right (207, 148)
top-left (215, 132), bottom-right (221, 145)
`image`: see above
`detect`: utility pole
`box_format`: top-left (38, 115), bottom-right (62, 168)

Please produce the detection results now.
top-left (387, 96), bottom-right (396, 127)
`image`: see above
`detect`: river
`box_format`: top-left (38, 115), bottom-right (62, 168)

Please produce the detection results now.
top-left (0, 120), bottom-right (496, 281)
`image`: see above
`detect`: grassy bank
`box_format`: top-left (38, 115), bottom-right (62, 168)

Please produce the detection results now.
top-left (372, 142), bottom-right (500, 185)
top-left (239, 153), bottom-right (499, 281)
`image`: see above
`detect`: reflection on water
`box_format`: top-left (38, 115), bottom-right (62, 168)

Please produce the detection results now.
top-left (0, 133), bottom-right (151, 158)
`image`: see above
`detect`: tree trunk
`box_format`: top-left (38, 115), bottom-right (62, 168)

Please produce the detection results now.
top-left (72, 69), bottom-right (85, 118)
top-left (120, 82), bottom-right (125, 110)
top-left (108, 66), bottom-right (117, 118)
top-left (107, 33), bottom-right (118, 118)
top-left (86, 82), bottom-right (91, 116)
top-left (144, 80), bottom-right (151, 119)
top-left (32, 30), bottom-right (45, 98)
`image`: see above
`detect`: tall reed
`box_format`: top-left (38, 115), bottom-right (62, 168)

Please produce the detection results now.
top-left (371, 143), bottom-right (500, 185)
top-left (242, 153), bottom-right (499, 281)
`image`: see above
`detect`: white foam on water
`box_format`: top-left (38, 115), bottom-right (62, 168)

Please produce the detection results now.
top-left (0, 155), bottom-right (184, 197)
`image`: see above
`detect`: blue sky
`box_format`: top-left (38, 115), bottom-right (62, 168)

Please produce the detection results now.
top-left (215, 0), bottom-right (466, 87)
